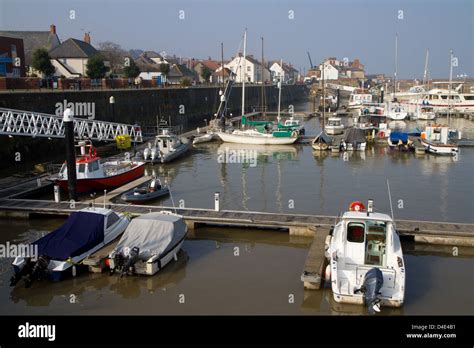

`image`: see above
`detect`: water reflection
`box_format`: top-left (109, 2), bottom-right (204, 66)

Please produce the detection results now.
top-left (9, 250), bottom-right (188, 306)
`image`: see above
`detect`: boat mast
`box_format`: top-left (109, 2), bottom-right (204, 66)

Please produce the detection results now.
top-left (261, 37), bottom-right (266, 116)
top-left (393, 33), bottom-right (398, 98)
top-left (277, 59), bottom-right (282, 123)
top-left (448, 49), bottom-right (453, 127)
top-left (241, 29), bottom-right (247, 123)
top-left (221, 42), bottom-right (225, 90)
top-left (322, 62), bottom-right (325, 131)
top-left (423, 49), bottom-right (429, 87)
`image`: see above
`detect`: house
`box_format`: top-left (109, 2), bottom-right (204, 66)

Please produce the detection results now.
top-left (193, 59), bottom-right (221, 83)
top-left (135, 53), bottom-right (162, 73)
top-left (49, 33), bottom-right (102, 78)
top-left (167, 64), bottom-right (198, 84)
top-left (318, 62), bottom-right (339, 80)
top-left (269, 61), bottom-right (299, 84)
top-left (215, 65), bottom-right (232, 84)
top-left (225, 54), bottom-right (270, 83)
top-left (0, 36), bottom-right (26, 77)
top-left (0, 24), bottom-right (61, 75)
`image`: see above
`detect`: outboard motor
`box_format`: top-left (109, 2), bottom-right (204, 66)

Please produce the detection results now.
top-left (120, 247), bottom-right (140, 278)
top-left (10, 258), bottom-right (34, 287)
top-left (355, 267), bottom-right (384, 314)
top-left (24, 255), bottom-right (51, 288)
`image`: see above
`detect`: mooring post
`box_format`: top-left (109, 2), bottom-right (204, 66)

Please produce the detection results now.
top-left (53, 185), bottom-right (60, 203)
top-left (104, 189), bottom-right (107, 208)
top-left (64, 108), bottom-right (78, 201)
top-left (336, 87), bottom-right (340, 110)
top-left (214, 192), bottom-right (220, 212)
top-left (380, 86), bottom-right (384, 103)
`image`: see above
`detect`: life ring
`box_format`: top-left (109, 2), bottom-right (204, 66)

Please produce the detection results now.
top-left (378, 131), bottom-right (385, 138)
top-left (89, 146), bottom-right (97, 158)
top-left (349, 201), bottom-right (365, 212)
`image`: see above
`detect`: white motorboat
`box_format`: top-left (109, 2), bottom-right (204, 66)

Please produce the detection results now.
top-left (347, 92), bottom-right (373, 110)
top-left (415, 104), bottom-right (436, 120)
top-left (108, 211), bottom-right (188, 276)
top-left (193, 131), bottom-right (215, 145)
top-left (325, 200), bottom-right (405, 313)
top-left (11, 207), bottom-right (129, 287)
top-left (387, 103), bottom-right (408, 120)
top-left (421, 124), bottom-right (459, 155)
top-left (325, 117), bottom-right (344, 135)
top-left (143, 129), bottom-right (191, 163)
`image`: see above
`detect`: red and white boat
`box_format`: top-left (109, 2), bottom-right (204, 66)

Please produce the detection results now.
top-left (56, 140), bottom-right (146, 193)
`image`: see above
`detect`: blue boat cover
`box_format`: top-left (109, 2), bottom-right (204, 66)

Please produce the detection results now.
top-left (390, 132), bottom-right (408, 142)
top-left (33, 212), bottom-right (105, 260)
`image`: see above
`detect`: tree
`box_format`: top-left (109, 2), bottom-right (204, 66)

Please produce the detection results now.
top-left (123, 59), bottom-right (140, 78)
top-left (97, 41), bottom-right (127, 74)
top-left (31, 48), bottom-right (55, 77)
top-left (86, 55), bottom-right (108, 79)
top-left (180, 77), bottom-right (191, 87)
top-left (159, 63), bottom-right (170, 76)
top-left (200, 66), bottom-right (212, 83)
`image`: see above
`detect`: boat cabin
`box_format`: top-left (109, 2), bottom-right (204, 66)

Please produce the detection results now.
top-left (327, 117), bottom-right (342, 127)
top-left (349, 93), bottom-right (372, 105)
top-left (59, 141), bottom-right (105, 180)
top-left (154, 130), bottom-right (182, 154)
top-left (284, 118), bottom-right (300, 127)
top-left (422, 124), bottom-right (449, 144)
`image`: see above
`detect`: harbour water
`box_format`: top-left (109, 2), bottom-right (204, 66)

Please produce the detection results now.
top-left (0, 101), bottom-right (473, 315)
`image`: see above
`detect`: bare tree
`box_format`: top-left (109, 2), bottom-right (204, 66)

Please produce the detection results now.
top-left (97, 41), bottom-right (127, 75)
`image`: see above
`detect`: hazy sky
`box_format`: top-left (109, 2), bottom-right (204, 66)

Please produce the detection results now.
top-left (0, 0), bottom-right (472, 78)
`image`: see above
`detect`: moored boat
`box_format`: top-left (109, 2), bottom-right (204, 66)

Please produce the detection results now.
top-left (325, 200), bottom-right (405, 313)
top-left (108, 211), bottom-right (188, 276)
top-left (121, 178), bottom-right (169, 204)
top-left (11, 207), bottom-right (129, 287)
top-left (325, 117), bottom-right (344, 135)
top-left (143, 129), bottom-right (191, 163)
top-left (55, 140), bottom-right (145, 194)
top-left (421, 124), bottom-right (459, 155)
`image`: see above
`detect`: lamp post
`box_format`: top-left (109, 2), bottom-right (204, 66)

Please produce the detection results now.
top-left (63, 108), bottom-right (77, 201)
top-left (109, 96), bottom-right (115, 119)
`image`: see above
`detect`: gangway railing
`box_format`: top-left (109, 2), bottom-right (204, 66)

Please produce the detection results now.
top-left (0, 108), bottom-right (142, 142)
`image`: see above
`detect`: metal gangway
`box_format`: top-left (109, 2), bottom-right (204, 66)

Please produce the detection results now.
top-left (0, 108), bottom-right (143, 142)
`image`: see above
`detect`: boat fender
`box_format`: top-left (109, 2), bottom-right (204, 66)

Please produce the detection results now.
top-left (325, 264), bottom-right (331, 281)
top-left (72, 265), bottom-right (76, 277)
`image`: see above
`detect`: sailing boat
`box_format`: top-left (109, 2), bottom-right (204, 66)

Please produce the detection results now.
top-left (216, 30), bottom-right (298, 145)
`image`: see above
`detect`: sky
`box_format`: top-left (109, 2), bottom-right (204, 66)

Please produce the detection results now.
top-left (0, 0), bottom-right (472, 79)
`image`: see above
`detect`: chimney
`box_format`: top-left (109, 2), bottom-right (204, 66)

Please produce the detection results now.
top-left (84, 32), bottom-right (91, 44)
top-left (50, 24), bottom-right (56, 35)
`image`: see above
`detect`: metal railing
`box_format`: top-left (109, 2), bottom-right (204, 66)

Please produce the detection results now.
top-left (0, 108), bottom-right (143, 142)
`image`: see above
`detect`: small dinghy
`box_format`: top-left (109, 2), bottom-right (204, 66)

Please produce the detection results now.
top-left (193, 131), bottom-right (215, 145)
top-left (325, 200), bottom-right (405, 313)
top-left (108, 211), bottom-right (188, 276)
top-left (10, 207), bottom-right (129, 287)
top-left (121, 178), bottom-right (169, 204)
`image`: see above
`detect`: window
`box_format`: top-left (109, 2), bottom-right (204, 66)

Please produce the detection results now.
top-left (247, 66), bottom-right (251, 72)
top-left (464, 95), bottom-right (474, 100)
top-left (88, 160), bottom-right (99, 172)
top-left (347, 222), bottom-right (365, 243)
top-left (365, 221), bottom-right (387, 266)
top-left (78, 164), bottom-right (86, 173)
top-left (106, 213), bottom-right (120, 228)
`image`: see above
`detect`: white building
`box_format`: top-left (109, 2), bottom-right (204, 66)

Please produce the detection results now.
top-left (269, 61), bottom-right (299, 83)
top-left (225, 55), bottom-right (270, 83)
top-left (318, 62), bottom-right (338, 80)
top-left (49, 33), bottom-right (103, 78)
